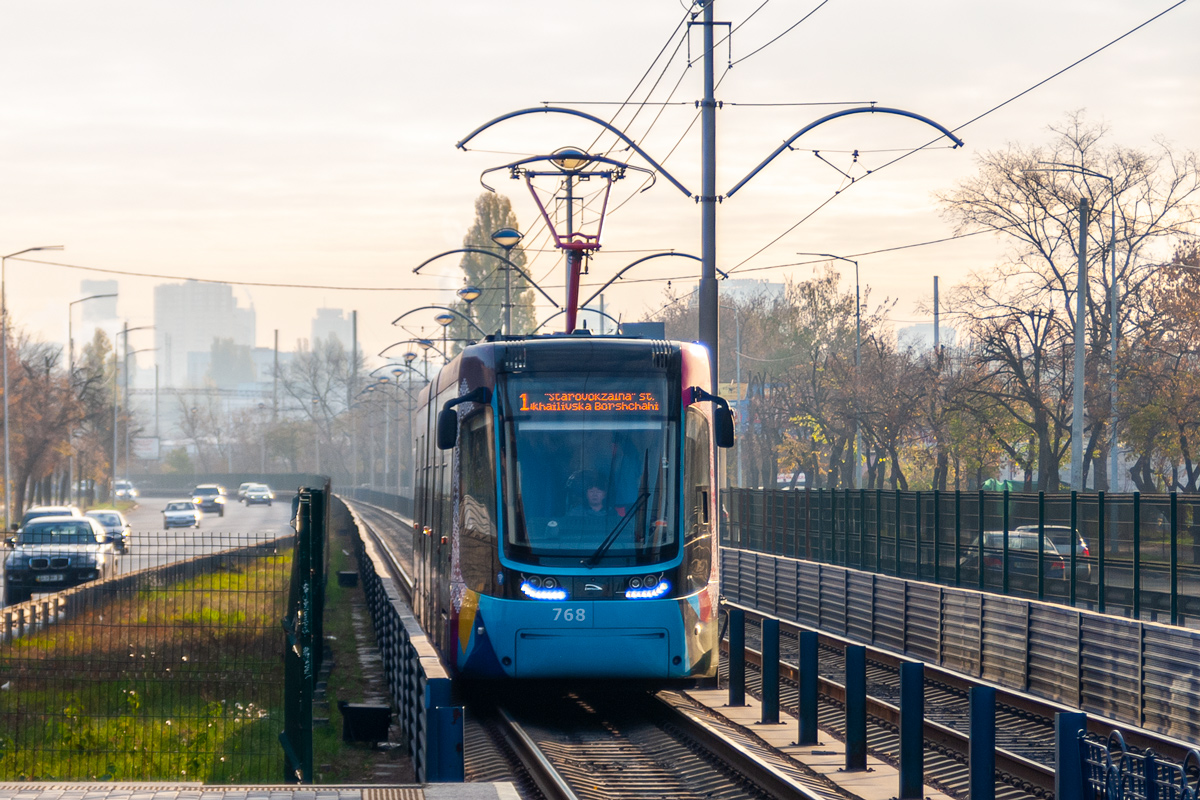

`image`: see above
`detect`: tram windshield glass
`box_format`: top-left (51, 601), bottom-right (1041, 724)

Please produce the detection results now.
top-left (501, 373), bottom-right (678, 567)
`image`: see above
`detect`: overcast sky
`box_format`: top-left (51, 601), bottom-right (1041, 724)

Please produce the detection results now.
top-left (1, 0), bottom-right (1196, 371)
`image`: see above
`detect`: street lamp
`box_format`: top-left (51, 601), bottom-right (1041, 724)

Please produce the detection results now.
top-left (491, 227), bottom-right (524, 335)
top-left (799, 252), bottom-right (861, 490)
top-left (1037, 162), bottom-right (1120, 491)
top-left (3, 245), bottom-right (64, 527)
top-left (67, 291), bottom-right (117, 505)
top-left (113, 323), bottom-right (153, 503)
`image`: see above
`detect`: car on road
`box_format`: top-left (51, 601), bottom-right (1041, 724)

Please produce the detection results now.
top-left (163, 500), bottom-right (203, 529)
top-left (242, 484), bottom-right (275, 506)
top-left (113, 480), bottom-right (139, 501)
top-left (237, 482), bottom-right (255, 501)
top-left (1014, 524), bottom-right (1092, 580)
top-left (191, 484), bottom-right (227, 516)
top-left (959, 530), bottom-right (1068, 582)
top-left (3, 516), bottom-right (118, 605)
top-left (20, 505), bottom-right (83, 530)
top-left (85, 509), bottom-right (132, 552)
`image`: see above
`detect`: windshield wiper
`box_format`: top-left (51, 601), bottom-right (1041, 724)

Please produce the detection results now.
top-left (585, 449), bottom-right (652, 567)
top-left (584, 489), bottom-right (649, 567)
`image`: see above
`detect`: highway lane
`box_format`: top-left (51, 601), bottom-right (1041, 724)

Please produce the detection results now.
top-left (1, 494), bottom-right (296, 608)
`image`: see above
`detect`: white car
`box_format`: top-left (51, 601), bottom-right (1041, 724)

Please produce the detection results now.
top-left (85, 509), bottom-right (132, 552)
top-left (114, 480), bottom-right (139, 500)
top-left (162, 500), bottom-right (203, 529)
top-left (4, 516), bottom-right (118, 605)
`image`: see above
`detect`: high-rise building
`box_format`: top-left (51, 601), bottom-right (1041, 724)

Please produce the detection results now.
top-left (312, 308), bottom-right (352, 349)
top-left (154, 281), bottom-right (256, 387)
top-left (79, 280), bottom-right (119, 322)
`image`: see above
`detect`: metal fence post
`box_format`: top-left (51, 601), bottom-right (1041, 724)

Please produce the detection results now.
top-left (978, 490), bottom-right (986, 592)
top-left (1003, 489), bottom-right (1011, 594)
top-left (899, 661), bottom-right (925, 798)
top-left (1055, 712), bottom-right (1088, 800)
top-left (875, 489), bottom-right (882, 571)
top-left (797, 631), bottom-right (819, 745)
top-left (1133, 491), bottom-right (1141, 620)
top-left (954, 490), bottom-right (962, 587)
top-left (280, 487), bottom-right (315, 784)
top-left (845, 644), bottom-right (867, 771)
top-left (1038, 491), bottom-right (1046, 601)
top-left (970, 686), bottom-right (996, 800)
top-left (1171, 492), bottom-right (1179, 626)
top-left (728, 606), bottom-right (746, 706)
top-left (933, 490), bottom-right (941, 585)
top-left (761, 618), bottom-right (780, 724)
top-left (1097, 491), bottom-right (1107, 613)
top-left (1070, 491), bottom-right (1078, 606)
top-left (915, 491), bottom-right (923, 580)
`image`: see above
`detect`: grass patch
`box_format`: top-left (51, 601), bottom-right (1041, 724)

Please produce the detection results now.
top-left (0, 545), bottom-right (291, 782)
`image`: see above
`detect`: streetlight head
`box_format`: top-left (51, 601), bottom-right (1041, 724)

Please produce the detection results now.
top-left (551, 147), bottom-right (591, 172)
top-left (458, 285), bottom-right (482, 304)
top-left (403, 351), bottom-right (418, 364)
top-left (434, 312), bottom-right (455, 328)
top-left (417, 339), bottom-right (433, 351)
top-left (491, 227), bottom-right (523, 249)
top-left (378, 375), bottom-right (389, 384)
top-left (392, 367), bottom-right (404, 377)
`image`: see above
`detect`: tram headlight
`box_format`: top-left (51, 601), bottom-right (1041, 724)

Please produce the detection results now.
top-left (527, 576), bottom-right (543, 588)
top-left (643, 574), bottom-right (659, 588)
top-left (542, 577), bottom-right (557, 589)
top-left (520, 577), bottom-right (568, 601)
top-left (628, 577), bottom-right (642, 589)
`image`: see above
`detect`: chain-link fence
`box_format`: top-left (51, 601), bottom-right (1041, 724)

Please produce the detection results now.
top-left (724, 488), bottom-right (1200, 627)
top-left (0, 529), bottom-right (293, 782)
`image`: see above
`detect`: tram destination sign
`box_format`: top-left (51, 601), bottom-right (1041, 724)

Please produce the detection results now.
top-left (518, 390), bottom-right (661, 413)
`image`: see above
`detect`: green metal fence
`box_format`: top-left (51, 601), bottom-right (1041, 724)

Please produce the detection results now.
top-left (723, 488), bottom-right (1200, 628)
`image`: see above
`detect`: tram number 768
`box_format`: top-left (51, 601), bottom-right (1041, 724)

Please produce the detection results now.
top-left (553, 607), bottom-right (587, 622)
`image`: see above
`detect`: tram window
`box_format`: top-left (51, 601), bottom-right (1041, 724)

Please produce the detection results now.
top-left (460, 407), bottom-right (498, 592)
top-left (684, 407), bottom-right (712, 543)
top-left (501, 374), bottom-right (678, 567)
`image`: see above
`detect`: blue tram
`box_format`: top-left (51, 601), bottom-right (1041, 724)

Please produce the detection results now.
top-left (411, 333), bottom-right (732, 681)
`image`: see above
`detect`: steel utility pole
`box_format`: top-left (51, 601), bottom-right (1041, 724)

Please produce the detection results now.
top-left (1072, 197), bottom-right (1088, 492)
top-left (697, 0), bottom-right (720, 390)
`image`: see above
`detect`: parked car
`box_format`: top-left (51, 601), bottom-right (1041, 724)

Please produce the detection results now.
top-left (163, 500), bottom-right (203, 529)
top-left (237, 482), bottom-right (255, 502)
top-left (85, 509), bottom-right (132, 552)
top-left (242, 484), bottom-right (275, 506)
top-left (959, 530), bottom-right (1067, 581)
top-left (19, 505), bottom-right (83, 530)
top-left (1014, 525), bottom-right (1092, 580)
top-left (3, 516), bottom-right (118, 605)
top-left (113, 480), bottom-right (139, 501)
top-left (191, 484), bottom-right (227, 516)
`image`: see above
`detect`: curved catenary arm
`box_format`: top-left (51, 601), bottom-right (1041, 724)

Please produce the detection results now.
top-left (457, 106), bottom-right (692, 198)
top-left (392, 305), bottom-right (487, 337)
top-left (725, 106), bottom-right (964, 198)
top-left (412, 248), bottom-right (560, 309)
top-left (531, 306), bottom-right (623, 335)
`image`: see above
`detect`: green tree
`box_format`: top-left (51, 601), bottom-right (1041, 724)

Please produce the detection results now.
top-left (447, 193), bottom-right (535, 342)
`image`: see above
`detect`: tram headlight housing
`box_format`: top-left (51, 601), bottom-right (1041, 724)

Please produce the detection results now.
top-left (624, 576), bottom-right (670, 600)
top-left (520, 575), bottom-right (568, 601)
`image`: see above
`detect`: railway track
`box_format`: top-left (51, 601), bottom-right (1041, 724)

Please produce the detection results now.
top-left (727, 612), bottom-right (1199, 800)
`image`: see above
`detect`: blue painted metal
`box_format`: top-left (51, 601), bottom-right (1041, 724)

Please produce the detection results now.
top-left (455, 107), bottom-right (693, 198)
top-left (724, 106), bottom-right (964, 198)
top-left (798, 631), bottom-right (819, 745)
top-left (1055, 712), bottom-right (1088, 800)
top-left (1080, 729), bottom-right (1200, 800)
top-left (761, 618), bottom-right (780, 724)
top-left (845, 644), bottom-right (867, 771)
top-left (970, 686), bottom-right (996, 800)
top-left (899, 661), bottom-right (925, 799)
top-left (728, 606), bottom-right (746, 706)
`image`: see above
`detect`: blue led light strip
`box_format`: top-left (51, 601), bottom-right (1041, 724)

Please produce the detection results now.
top-left (624, 580), bottom-right (671, 600)
top-left (520, 582), bottom-right (568, 601)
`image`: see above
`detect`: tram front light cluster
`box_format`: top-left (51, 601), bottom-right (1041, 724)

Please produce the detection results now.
top-left (520, 575), bottom-right (568, 601)
top-left (625, 574), bottom-right (670, 600)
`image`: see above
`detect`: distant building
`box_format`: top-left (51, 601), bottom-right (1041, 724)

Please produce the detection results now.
top-left (897, 323), bottom-right (956, 352)
top-left (79, 280), bottom-right (119, 322)
top-left (312, 308), bottom-right (353, 350)
top-left (154, 281), bottom-right (255, 388)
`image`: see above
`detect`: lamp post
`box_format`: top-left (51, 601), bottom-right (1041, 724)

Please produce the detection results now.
top-left (3, 245), bottom-right (64, 527)
top-left (114, 323), bottom-right (153, 502)
top-left (491, 227), bottom-right (523, 335)
top-left (800, 252), bottom-right (861, 490)
top-left (68, 291), bottom-right (117, 505)
top-left (403, 352), bottom-right (418, 496)
top-left (1038, 162), bottom-right (1120, 491)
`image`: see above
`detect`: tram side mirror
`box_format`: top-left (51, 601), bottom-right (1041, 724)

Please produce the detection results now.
top-left (437, 386), bottom-right (493, 450)
top-left (437, 407), bottom-right (458, 450)
top-left (689, 386), bottom-right (735, 449)
top-left (714, 406), bottom-right (735, 449)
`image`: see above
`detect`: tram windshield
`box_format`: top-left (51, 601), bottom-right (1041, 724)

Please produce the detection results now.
top-left (501, 373), bottom-right (677, 567)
